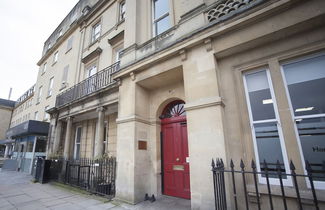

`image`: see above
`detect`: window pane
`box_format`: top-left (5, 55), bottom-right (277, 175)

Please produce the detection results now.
top-left (76, 144), bottom-right (80, 160)
top-left (283, 55), bottom-right (325, 116)
top-left (254, 122), bottom-right (285, 177)
top-left (62, 65), bottom-right (69, 83)
top-left (156, 15), bottom-right (170, 35)
top-left (245, 71), bottom-right (276, 121)
top-left (88, 65), bottom-right (97, 77)
top-left (154, 0), bottom-right (169, 19)
top-left (296, 117), bottom-right (325, 181)
top-left (67, 36), bottom-right (73, 51)
top-left (76, 127), bottom-right (82, 143)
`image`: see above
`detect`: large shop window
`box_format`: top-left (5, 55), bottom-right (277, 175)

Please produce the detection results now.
top-left (74, 127), bottom-right (82, 160)
top-left (282, 54), bottom-right (325, 186)
top-left (244, 70), bottom-right (291, 184)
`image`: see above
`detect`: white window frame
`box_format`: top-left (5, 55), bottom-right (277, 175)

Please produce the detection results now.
top-left (152, 0), bottom-right (170, 36)
top-left (243, 69), bottom-right (292, 186)
top-left (58, 29), bottom-right (63, 37)
top-left (48, 77), bottom-right (54, 97)
top-left (113, 44), bottom-right (123, 62)
top-left (62, 65), bottom-right (69, 88)
top-left (66, 36), bottom-right (73, 52)
top-left (280, 52), bottom-right (325, 190)
top-left (44, 106), bottom-right (50, 121)
top-left (53, 51), bottom-right (59, 63)
top-left (86, 63), bottom-right (97, 78)
top-left (74, 126), bottom-right (82, 160)
top-left (119, 1), bottom-right (126, 22)
top-left (37, 86), bottom-right (42, 103)
top-left (91, 22), bottom-right (101, 43)
top-left (43, 63), bottom-right (47, 74)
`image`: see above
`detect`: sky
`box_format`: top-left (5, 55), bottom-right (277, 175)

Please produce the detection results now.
top-left (0, 0), bottom-right (79, 101)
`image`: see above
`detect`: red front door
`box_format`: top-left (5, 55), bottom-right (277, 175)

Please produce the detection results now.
top-left (162, 116), bottom-right (190, 199)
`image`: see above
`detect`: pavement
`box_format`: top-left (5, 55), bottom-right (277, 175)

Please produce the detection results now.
top-left (0, 170), bottom-right (191, 210)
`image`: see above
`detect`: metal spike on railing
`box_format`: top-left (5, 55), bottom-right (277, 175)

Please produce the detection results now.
top-left (289, 160), bottom-right (302, 210)
top-left (263, 159), bottom-right (267, 170)
top-left (220, 159), bottom-right (224, 168)
top-left (230, 159), bottom-right (234, 168)
top-left (290, 160), bottom-right (296, 171)
top-left (212, 159), bottom-right (215, 168)
top-left (263, 159), bottom-right (274, 210)
top-left (276, 160), bottom-right (281, 171)
top-left (305, 160), bottom-right (312, 173)
top-left (240, 159), bottom-right (245, 170)
top-left (251, 159), bottom-right (256, 169)
top-left (305, 160), bottom-right (319, 210)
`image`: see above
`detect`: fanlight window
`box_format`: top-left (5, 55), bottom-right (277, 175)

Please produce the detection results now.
top-left (160, 101), bottom-right (186, 119)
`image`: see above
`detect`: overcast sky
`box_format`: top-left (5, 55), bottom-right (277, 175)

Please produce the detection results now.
top-left (0, 0), bottom-right (79, 101)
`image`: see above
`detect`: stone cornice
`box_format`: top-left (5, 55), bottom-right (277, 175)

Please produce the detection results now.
top-left (81, 47), bottom-right (102, 63)
top-left (116, 115), bottom-right (159, 125)
top-left (184, 96), bottom-right (225, 112)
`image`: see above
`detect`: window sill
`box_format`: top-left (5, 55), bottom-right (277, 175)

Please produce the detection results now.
top-left (246, 184), bottom-right (325, 203)
top-left (59, 85), bottom-right (67, 91)
top-left (52, 61), bottom-right (57, 66)
top-left (46, 95), bottom-right (52, 99)
top-left (65, 48), bottom-right (72, 54)
top-left (41, 71), bottom-right (46, 76)
top-left (88, 38), bottom-right (101, 50)
top-left (36, 102), bottom-right (40, 105)
top-left (116, 19), bottom-right (125, 27)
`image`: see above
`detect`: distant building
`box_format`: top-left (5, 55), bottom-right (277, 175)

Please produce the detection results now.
top-left (4, 86), bottom-right (49, 173)
top-left (0, 98), bottom-right (15, 157)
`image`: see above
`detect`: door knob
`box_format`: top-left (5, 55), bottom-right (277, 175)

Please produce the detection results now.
top-left (176, 158), bottom-right (180, 162)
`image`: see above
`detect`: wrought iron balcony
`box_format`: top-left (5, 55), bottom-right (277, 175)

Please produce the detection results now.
top-left (55, 62), bottom-right (120, 108)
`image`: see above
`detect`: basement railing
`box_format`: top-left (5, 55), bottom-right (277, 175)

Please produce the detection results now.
top-left (212, 158), bottom-right (324, 210)
top-left (56, 61), bottom-right (120, 108)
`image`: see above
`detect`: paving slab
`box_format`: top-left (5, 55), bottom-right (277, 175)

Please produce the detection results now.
top-left (0, 170), bottom-right (190, 210)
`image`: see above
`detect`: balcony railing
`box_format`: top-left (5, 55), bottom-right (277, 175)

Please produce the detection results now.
top-left (56, 62), bottom-right (120, 108)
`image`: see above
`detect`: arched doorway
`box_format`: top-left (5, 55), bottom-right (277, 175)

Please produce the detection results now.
top-left (160, 100), bottom-right (190, 199)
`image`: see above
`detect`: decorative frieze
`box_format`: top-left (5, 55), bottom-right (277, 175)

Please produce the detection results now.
top-left (207, 0), bottom-right (260, 23)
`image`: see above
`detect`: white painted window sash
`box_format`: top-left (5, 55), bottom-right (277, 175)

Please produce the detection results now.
top-left (280, 52), bottom-right (325, 189)
top-left (243, 69), bottom-right (292, 186)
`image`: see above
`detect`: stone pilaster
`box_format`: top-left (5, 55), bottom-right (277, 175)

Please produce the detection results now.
top-left (63, 117), bottom-right (73, 160)
top-left (94, 107), bottom-right (105, 157)
top-left (52, 120), bottom-right (62, 155)
top-left (4, 144), bottom-right (10, 158)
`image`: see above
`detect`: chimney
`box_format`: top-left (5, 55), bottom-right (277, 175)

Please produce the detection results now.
top-left (8, 88), bottom-right (12, 100)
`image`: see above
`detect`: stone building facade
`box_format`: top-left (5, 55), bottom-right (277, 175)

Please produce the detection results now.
top-left (10, 0), bottom-right (325, 209)
top-left (0, 98), bottom-right (15, 157)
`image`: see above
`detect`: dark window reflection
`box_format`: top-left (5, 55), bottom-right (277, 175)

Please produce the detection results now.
top-left (246, 71), bottom-right (276, 121)
top-left (283, 55), bottom-right (325, 117)
top-left (254, 122), bottom-right (286, 178)
top-left (35, 140), bottom-right (46, 153)
top-left (296, 117), bottom-right (325, 181)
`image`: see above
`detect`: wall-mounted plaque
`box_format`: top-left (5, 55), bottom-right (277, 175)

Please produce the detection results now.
top-left (138, 140), bottom-right (147, 150)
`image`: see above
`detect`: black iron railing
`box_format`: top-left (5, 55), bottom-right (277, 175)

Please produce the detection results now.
top-left (56, 62), bottom-right (120, 108)
top-left (65, 157), bottom-right (116, 199)
top-left (212, 158), bottom-right (324, 210)
top-left (34, 157), bottom-right (116, 199)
